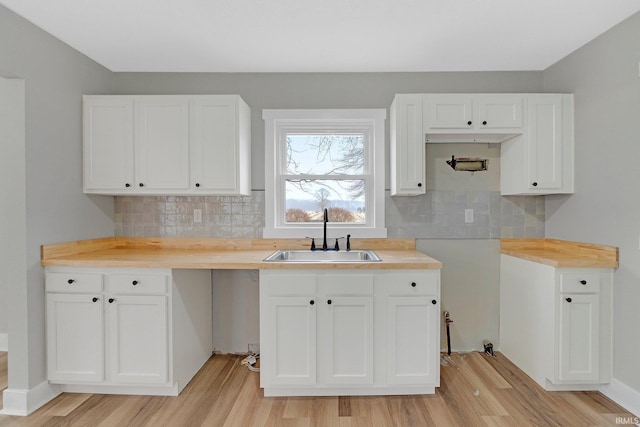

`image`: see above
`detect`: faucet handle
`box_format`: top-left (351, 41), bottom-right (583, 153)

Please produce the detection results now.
top-left (334, 237), bottom-right (345, 251)
top-left (346, 234), bottom-right (351, 251)
top-left (305, 237), bottom-right (317, 251)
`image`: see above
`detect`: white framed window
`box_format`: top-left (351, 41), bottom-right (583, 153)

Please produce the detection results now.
top-left (263, 109), bottom-right (387, 238)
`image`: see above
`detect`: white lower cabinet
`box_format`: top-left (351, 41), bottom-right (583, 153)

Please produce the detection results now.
top-left (47, 292), bottom-right (104, 383)
top-left (500, 255), bottom-right (612, 390)
top-left (45, 267), bottom-right (212, 396)
top-left (260, 269), bottom-right (440, 396)
top-left (107, 295), bottom-right (168, 385)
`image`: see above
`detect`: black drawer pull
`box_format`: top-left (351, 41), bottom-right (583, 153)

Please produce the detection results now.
top-left (92, 297), bottom-right (98, 303)
top-left (67, 279), bottom-right (75, 284)
top-left (132, 280), bottom-right (138, 286)
top-left (108, 298), bottom-right (115, 303)
top-left (580, 280), bottom-right (587, 285)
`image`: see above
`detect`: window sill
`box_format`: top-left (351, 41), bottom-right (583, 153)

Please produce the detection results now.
top-left (263, 226), bottom-right (388, 239)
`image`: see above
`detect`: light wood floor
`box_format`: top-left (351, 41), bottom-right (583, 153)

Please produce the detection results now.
top-left (0, 351), bottom-right (634, 426)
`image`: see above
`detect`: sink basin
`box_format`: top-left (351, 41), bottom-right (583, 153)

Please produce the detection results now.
top-left (263, 249), bottom-right (382, 263)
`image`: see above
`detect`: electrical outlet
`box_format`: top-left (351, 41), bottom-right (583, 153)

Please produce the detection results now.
top-left (465, 208), bottom-right (474, 223)
top-left (193, 208), bottom-right (202, 223)
top-left (248, 343), bottom-right (260, 354)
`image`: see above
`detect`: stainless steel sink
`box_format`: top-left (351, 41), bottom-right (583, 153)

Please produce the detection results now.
top-left (263, 249), bottom-right (382, 263)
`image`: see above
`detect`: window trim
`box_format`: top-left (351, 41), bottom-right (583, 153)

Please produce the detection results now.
top-left (263, 109), bottom-right (387, 238)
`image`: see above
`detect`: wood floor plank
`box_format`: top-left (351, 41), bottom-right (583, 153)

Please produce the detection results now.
top-left (0, 351), bottom-right (636, 427)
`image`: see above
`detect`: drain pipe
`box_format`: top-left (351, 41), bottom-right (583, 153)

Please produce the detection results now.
top-left (444, 311), bottom-right (453, 355)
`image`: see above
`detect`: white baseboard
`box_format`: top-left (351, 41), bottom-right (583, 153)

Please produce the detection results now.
top-left (601, 378), bottom-right (640, 418)
top-left (0, 333), bottom-right (7, 351)
top-left (0, 381), bottom-right (61, 416)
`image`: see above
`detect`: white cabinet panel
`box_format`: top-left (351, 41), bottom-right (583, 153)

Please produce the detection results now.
top-left (47, 293), bottom-right (104, 382)
top-left (135, 97), bottom-right (190, 191)
top-left (426, 95), bottom-right (473, 129)
top-left (190, 96), bottom-right (251, 195)
top-left (263, 296), bottom-right (317, 386)
top-left (387, 296), bottom-right (437, 385)
top-left (527, 95), bottom-right (562, 190)
top-left (107, 295), bottom-right (169, 384)
top-left (83, 97), bottom-right (134, 192)
top-left (319, 296), bottom-right (374, 385)
top-left (390, 95), bottom-right (425, 196)
top-left (558, 294), bottom-right (599, 382)
top-left (478, 95), bottom-right (523, 128)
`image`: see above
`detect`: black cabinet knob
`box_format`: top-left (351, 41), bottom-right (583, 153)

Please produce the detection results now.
top-left (566, 297), bottom-right (572, 303)
top-left (417, 183), bottom-right (422, 187)
top-left (327, 299), bottom-right (332, 305)
top-left (139, 183), bottom-right (144, 187)
top-left (467, 121), bottom-right (472, 126)
top-left (411, 282), bottom-right (417, 288)
top-left (108, 298), bottom-right (115, 303)
top-left (195, 183), bottom-right (200, 187)
top-left (482, 121), bottom-right (487, 125)
top-left (309, 300), bottom-right (315, 305)
top-left (92, 297), bottom-right (98, 302)
top-left (580, 280), bottom-right (587, 285)
top-left (67, 279), bottom-right (75, 284)
top-left (132, 280), bottom-right (138, 286)
top-left (432, 299), bottom-right (437, 305)
top-left (532, 182), bottom-right (538, 187)
top-left (125, 183), bottom-right (131, 188)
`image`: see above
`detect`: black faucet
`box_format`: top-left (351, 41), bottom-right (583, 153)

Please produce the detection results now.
top-left (322, 208), bottom-right (329, 250)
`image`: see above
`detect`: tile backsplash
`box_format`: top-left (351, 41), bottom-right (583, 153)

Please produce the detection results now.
top-left (114, 190), bottom-right (543, 239)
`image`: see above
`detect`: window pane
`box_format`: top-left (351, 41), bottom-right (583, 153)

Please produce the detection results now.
top-left (285, 134), bottom-right (364, 175)
top-left (285, 179), bottom-right (365, 224)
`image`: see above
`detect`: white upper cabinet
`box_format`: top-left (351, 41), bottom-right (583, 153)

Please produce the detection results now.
top-left (390, 95), bottom-right (426, 196)
top-left (190, 96), bottom-right (251, 195)
top-left (83, 95), bottom-right (251, 195)
top-left (424, 94), bottom-right (523, 138)
top-left (135, 97), bottom-right (190, 191)
top-left (390, 93), bottom-right (573, 196)
top-left (501, 94), bottom-right (574, 195)
top-left (83, 97), bottom-right (134, 192)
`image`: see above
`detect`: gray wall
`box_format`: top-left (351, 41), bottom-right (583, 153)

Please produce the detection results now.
top-left (114, 72), bottom-right (543, 353)
top-left (0, 5), bottom-right (114, 390)
top-left (543, 12), bottom-right (640, 393)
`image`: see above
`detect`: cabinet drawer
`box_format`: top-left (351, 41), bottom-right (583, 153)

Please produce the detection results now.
top-left (559, 272), bottom-right (600, 294)
top-left (107, 274), bottom-right (167, 295)
top-left (381, 273), bottom-right (439, 296)
top-left (46, 272), bottom-right (103, 293)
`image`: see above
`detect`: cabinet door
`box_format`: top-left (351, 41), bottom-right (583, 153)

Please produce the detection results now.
top-left (527, 95), bottom-right (563, 190)
top-left (387, 296), bottom-right (438, 385)
top-left (47, 293), bottom-right (104, 382)
top-left (390, 95), bottom-right (425, 195)
top-left (262, 296), bottom-right (317, 386)
top-left (83, 96), bottom-right (134, 193)
top-left (135, 97), bottom-right (190, 191)
top-left (191, 96), bottom-right (249, 194)
top-left (318, 296), bottom-right (374, 385)
top-left (425, 95), bottom-right (473, 129)
top-left (558, 294), bottom-right (599, 382)
top-left (478, 95), bottom-right (523, 129)
top-left (107, 295), bottom-right (169, 384)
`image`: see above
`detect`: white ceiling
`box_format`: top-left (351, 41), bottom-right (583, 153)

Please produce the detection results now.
top-left (2, 0), bottom-right (640, 72)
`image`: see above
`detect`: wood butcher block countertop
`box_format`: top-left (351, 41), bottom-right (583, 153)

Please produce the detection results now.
top-left (41, 237), bottom-right (442, 270)
top-left (500, 238), bottom-right (618, 268)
